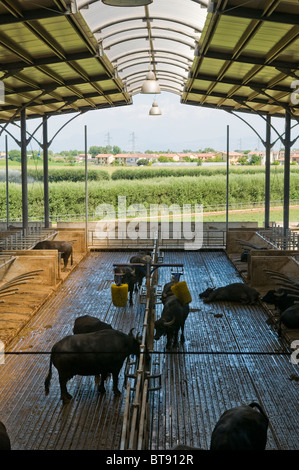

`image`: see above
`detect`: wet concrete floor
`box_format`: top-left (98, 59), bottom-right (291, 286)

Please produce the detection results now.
top-left (0, 250), bottom-right (298, 450)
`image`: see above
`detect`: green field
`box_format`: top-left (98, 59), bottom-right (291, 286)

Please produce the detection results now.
top-left (0, 162), bottom-right (298, 225)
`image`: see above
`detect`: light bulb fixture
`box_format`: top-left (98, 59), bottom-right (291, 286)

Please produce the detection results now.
top-left (141, 69), bottom-right (161, 94)
top-left (102, 0), bottom-right (153, 6)
top-left (149, 101), bottom-right (161, 116)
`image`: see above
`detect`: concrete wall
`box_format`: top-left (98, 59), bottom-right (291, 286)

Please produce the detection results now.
top-left (53, 228), bottom-right (86, 254)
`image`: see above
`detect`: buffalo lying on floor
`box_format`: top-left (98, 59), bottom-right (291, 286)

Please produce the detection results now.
top-left (154, 281), bottom-right (190, 350)
top-left (45, 328), bottom-right (143, 404)
top-left (278, 304), bottom-right (299, 335)
top-left (0, 422), bottom-right (11, 450)
top-left (261, 288), bottom-right (299, 312)
top-left (73, 315), bottom-right (113, 334)
top-left (33, 240), bottom-right (73, 270)
top-left (210, 402), bottom-right (269, 450)
top-left (199, 282), bottom-right (259, 305)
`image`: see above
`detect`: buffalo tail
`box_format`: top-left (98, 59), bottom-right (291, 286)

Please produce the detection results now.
top-left (44, 357), bottom-right (53, 396)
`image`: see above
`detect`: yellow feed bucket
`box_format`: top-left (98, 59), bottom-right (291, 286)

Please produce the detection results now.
top-left (171, 281), bottom-right (192, 305)
top-left (111, 283), bottom-right (128, 307)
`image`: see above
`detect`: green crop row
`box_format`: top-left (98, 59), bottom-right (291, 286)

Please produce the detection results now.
top-left (26, 167), bottom-right (110, 182)
top-left (1, 171), bottom-right (298, 221)
top-left (110, 165), bottom-right (292, 180)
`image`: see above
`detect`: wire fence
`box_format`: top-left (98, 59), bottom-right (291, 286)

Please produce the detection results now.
top-left (1, 199), bottom-right (299, 224)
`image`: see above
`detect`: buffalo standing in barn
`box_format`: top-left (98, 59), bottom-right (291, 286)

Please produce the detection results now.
top-left (73, 315), bottom-right (113, 334)
top-left (114, 266), bottom-right (136, 306)
top-left (45, 328), bottom-right (143, 404)
top-left (129, 251), bottom-right (152, 291)
top-left (33, 240), bottom-right (73, 270)
top-left (154, 280), bottom-right (190, 349)
top-left (210, 402), bottom-right (269, 450)
top-left (199, 282), bottom-right (259, 305)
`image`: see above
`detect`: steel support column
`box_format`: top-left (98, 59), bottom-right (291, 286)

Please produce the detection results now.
top-left (5, 134), bottom-right (9, 229)
top-left (43, 116), bottom-right (49, 228)
top-left (264, 115), bottom-right (271, 228)
top-left (20, 108), bottom-right (28, 235)
top-left (283, 113), bottom-right (291, 234)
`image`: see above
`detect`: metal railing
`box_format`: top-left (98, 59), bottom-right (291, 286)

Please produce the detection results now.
top-left (0, 226), bottom-right (58, 251)
top-left (120, 238), bottom-right (160, 450)
top-left (1, 198), bottom-right (298, 225)
top-left (258, 223), bottom-right (299, 251)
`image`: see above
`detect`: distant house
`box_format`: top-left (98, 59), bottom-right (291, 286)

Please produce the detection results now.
top-left (113, 153), bottom-right (139, 165)
top-left (291, 153), bottom-right (299, 164)
top-left (95, 154), bottom-right (114, 165)
top-left (75, 153), bottom-right (93, 163)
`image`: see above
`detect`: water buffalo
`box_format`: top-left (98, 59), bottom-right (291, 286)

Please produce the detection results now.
top-left (199, 283), bottom-right (259, 305)
top-left (45, 328), bottom-right (142, 404)
top-left (0, 422), bottom-right (11, 450)
top-left (261, 288), bottom-right (299, 312)
top-left (114, 266), bottom-right (136, 305)
top-left (278, 304), bottom-right (299, 335)
top-left (210, 402), bottom-right (269, 450)
top-left (130, 252), bottom-right (152, 291)
top-left (73, 315), bottom-right (113, 334)
top-left (154, 288), bottom-right (189, 350)
top-left (33, 240), bottom-right (73, 270)
top-left (160, 280), bottom-right (176, 304)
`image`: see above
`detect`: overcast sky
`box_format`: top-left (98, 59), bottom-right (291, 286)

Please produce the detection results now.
top-left (2, 91), bottom-right (294, 154)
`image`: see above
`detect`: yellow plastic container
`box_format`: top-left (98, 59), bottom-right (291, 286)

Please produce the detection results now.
top-left (171, 281), bottom-right (192, 305)
top-left (111, 283), bottom-right (128, 307)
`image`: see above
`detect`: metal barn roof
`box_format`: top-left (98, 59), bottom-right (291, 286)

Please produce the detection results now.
top-left (0, 0), bottom-right (132, 124)
top-left (0, 0), bottom-right (298, 124)
top-left (183, 0), bottom-right (299, 119)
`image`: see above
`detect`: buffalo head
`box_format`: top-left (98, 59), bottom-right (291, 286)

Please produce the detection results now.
top-left (199, 287), bottom-right (214, 299)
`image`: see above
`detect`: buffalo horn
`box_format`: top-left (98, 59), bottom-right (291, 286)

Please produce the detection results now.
top-left (163, 317), bottom-right (176, 327)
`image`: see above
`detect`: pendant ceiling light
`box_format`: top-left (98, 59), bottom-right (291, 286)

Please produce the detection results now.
top-left (149, 101), bottom-right (161, 116)
top-left (141, 70), bottom-right (161, 94)
top-left (102, 0), bottom-right (153, 6)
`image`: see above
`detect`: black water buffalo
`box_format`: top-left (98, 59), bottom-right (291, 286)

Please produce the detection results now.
top-left (199, 283), bottom-right (259, 305)
top-left (210, 402), bottom-right (269, 450)
top-left (45, 328), bottom-right (142, 404)
top-left (154, 288), bottom-right (189, 350)
top-left (278, 304), bottom-right (299, 335)
top-left (161, 280), bottom-right (176, 304)
top-left (0, 422), bottom-right (11, 450)
top-left (73, 315), bottom-right (113, 334)
top-left (261, 288), bottom-right (299, 312)
top-left (114, 266), bottom-right (136, 305)
top-left (33, 240), bottom-right (73, 270)
top-left (130, 252), bottom-right (152, 290)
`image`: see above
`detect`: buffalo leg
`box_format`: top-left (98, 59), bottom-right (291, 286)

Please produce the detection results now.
top-left (166, 332), bottom-right (173, 350)
top-left (59, 375), bottom-right (72, 404)
top-left (129, 285), bottom-right (134, 306)
top-left (112, 371), bottom-right (121, 396)
top-left (98, 373), bottom-right (108, 394)
top-left (172, 329), bottom-right (179, 348)
top-left (180, 327), bottom-right (185, 343)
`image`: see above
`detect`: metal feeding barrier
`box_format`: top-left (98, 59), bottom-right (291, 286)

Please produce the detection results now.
top-left (119, 237), bottom-right (188, 450)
